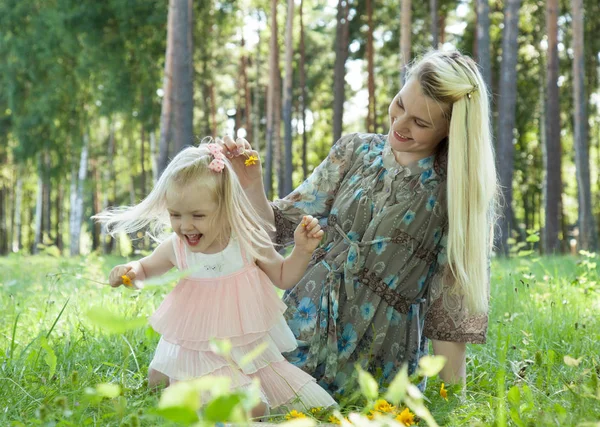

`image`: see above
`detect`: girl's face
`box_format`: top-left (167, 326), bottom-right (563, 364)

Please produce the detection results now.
top-left (387, 77), bottom-right (450, 166)
top-left (166, 182), bottom-right (228, 253)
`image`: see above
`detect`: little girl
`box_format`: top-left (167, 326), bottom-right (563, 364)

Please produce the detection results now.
top-left (95, 142), bottom-right (335, 416)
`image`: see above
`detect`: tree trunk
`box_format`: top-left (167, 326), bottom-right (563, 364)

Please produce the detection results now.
top-left (253, 12), bottom-right (262, 153)
top-left (140, 122), bottom-right (147, 195)
top-left (400, 0), bottom-right (412, 84)
top-left (158, 0), bottom-right (176, 178)
top-left (102, 124), bottom-right (116, 254)
top-left (150, 130), bottom-right (158, 184)
top-left (299, 0), bottom-right (308, 179)
top-left (543, 0), bottom-right (561, 254)
top-left (430, 0), bottom-right (438, 48)
top-left (367, 0), bottom-right (377, 133)
top-left (33, 153), bottom-right (44, 254)
top-left (572, 0), bottom-right (597, 251)
top-left (92, 159), bottom-right (101, 252)
top-left (0, 173), bottom-right (6, 255)
top-left (476, 0), bottom-right (492, 92)
top-left (282, 0), bottom-right (295, 196)
top-left (69, 135), bottom-right (89, 256)
top-left (13, 172), bottom-right (23, 252)
top-left (172, 0), bottom-right (194, 154)
top-left (56, 177), bottom-right (63, 254)
top-left (240, 32), bottom-right (252, 143)
top-left (265, 0), bottom-right (281, 199)
top-left (494, 0), bottom-right (521, 256)
top-left (42, 150), bottom-right (52, 246)
top-left (333, 0), bottom-right (350, 144)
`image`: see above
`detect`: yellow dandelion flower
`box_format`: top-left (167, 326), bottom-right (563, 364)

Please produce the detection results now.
top-left (285, 410), bottom-right (307, 420)
top-left (244, 155), bottom-right (258, 166)
top-left (395, 408), bottom-right (415, 426)
top-left (310, 407), bottom-right (323, 415)
top-left (328, 415), bottom-right (344, 425)
top-left (373, 398), bottom-right (396, 413)
top-left (440, 382), bottom-right (448, 400)
top-left (121, 275), bottom-right (132, 287)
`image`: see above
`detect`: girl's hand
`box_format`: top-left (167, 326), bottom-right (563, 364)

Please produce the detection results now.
top-left (217, 135), bottom-right (263, 190)
top-left (108, 264), bottom-right (139, 289)
top-left (294, 215), bottom-right (324, 254)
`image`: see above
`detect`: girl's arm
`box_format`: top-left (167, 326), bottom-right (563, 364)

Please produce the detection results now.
top-left (256, 215), bottom-right (324, 290)
top-left (108, 234), bottom-right (177, 287)
top-left (432, 339), bottom-right (466, 385)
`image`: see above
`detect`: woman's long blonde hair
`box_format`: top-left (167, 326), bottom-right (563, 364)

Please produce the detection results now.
top-left (93, 140), bottom-right (274, 262)
top-left (407, 51), bottom-right (498, 313)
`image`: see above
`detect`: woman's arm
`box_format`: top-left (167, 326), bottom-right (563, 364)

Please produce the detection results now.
top-left (432, 339), bottom-right (466, 385)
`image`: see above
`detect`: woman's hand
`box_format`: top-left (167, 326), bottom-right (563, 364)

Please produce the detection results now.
top-left (217, 135), bottom-right (262, 190)
top-left (293, 215), bottom-right (324, 254)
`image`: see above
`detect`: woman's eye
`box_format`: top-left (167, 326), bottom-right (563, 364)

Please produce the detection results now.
top-left (397, 102), bottom-right (404, 109)
top-left (193, 215), bottom-right (205, 219)
top-left (170, 213), bottom-right (180, 218)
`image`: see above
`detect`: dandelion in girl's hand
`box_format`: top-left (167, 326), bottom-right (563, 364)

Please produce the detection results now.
top-left (121, 275), bottom-right (132, 287)
top-left (285, 410), bottom-right (307, 419)
top-left (244, 155), bottom-right (258, 166)
top-left (395, 407), bottom-right (415, 426)
top-left (440, 382), bottom-right (448, 400)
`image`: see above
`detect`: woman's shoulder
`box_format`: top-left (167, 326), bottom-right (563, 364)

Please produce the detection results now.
top-left (331, 133), bottom-right (386, 168)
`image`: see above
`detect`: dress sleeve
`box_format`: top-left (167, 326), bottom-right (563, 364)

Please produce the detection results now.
top-left (271, 133), bottom-right (358, 245)
top-left (423, 239), bottom-right (491, 344)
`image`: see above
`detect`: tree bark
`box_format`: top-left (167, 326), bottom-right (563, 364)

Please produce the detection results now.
top-left (282, 0), bottom-right (295, 196)
top-left (400, 0), bottom-right (412, 84)
top-left (265, 0), bottom-right (281, 199)
top-left (33, 153), bottom-right (44, 254)
top-left (172, 0), bottom-right (194, 154)
top-left (430, 0), bottom-right (438, 49)
top-left (299, 0), bottom-right (308, 179)
top-left (543, 0), bottom-right (561, 254)
top-left (333, 0), bottom-right (350, 144)
top-left (69, 135), bottom-right (89, 256)
top-left (13, 172), bottom-right (23, 252)
top-left (476, 0), bottom-right (492, 92)
top-left (571, 0), bottom-right (597, 251)
top-left (42, 150), bottom-right (51, 246)
top-left (55, 177), bottom-right (63, 254)
top-left (158, 0), bottom-right (176, 178)
top-left (495, 0), bottom-right (521, 256)
top-left (367, 0), bottom-right (377, 133)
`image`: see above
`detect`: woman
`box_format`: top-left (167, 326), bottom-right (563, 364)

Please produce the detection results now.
top-left (220, 50), bottom-right (498, 396)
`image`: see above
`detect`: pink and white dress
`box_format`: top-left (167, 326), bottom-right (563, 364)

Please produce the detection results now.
top-left (148, 235), bottom-right (336, 412)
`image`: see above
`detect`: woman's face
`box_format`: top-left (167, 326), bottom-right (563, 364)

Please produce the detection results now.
top-left (387, 77), bottom-right (450, 166)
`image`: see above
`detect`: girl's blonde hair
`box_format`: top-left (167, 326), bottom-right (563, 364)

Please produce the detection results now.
top-left (406, 50), bottom-right (498, 314)
top-left (94, 140), bottom-right (274, 262)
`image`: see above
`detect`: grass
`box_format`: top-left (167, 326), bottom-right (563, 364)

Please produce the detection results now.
top-left (0, 251), bottom-right (599, 426)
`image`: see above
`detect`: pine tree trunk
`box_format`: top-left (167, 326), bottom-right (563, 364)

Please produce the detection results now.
top-left (140, 122), bottom-right (147, 195)
top-left (333, 0), bottom-right (350, 144)
top-left (253, 13), bottom-right (262, 153)
top-left (240, 32), bottom-right (253, 143)
top-left (299, 0), bottom-right (308, 180)
top-left (102, 123), bottom-right (116, 254)
top-left (430, 0), bottom-right (438, 48)
top-left (400, 0), bottom-right (412, 84)
top-left (282, 0), bottom-right (295, 196)
top-left (571, 0), bottom-right (597, 251)
top-left (544, 0), bottom-right (561, 254)
top-left (150, 131), bottom-right (158, 184)
top-left (42, 151), bottom-right (52, 246)
top-left (495, 0), bottom-right (521, 256)
top-left (56, 178), bottom-right (63, 254)
top-left (92, 159), bottom-right (101, 252)
top-left (367, 0), bottom-right (377, 133)
top-left (70, 135), bottom-right (89, 256)
top-left (158, 0), bottom-right (176, 177)
top-left (33, 153), bottom-right (44, 254)
top-left (172, 0), bottom-right (194, 154)
top-left (13, 172), bottom-right (23, 252)
top-left (265, 0), bottom-right (281, 199)
top-left (476, 0), bottom-right (492, 92)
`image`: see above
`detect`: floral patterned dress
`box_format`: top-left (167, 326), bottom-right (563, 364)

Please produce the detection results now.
top-left (272, 133), bottom-right (489, 396)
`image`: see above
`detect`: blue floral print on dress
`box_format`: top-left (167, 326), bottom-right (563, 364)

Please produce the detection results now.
top-left (373, 237), bottom-right (388, 255)
top-left (426, 195), bottom-right (436, 211)
top-left (293, 297), bottom-right (317, 332)
top-left (360, 302), bottom-right (375, 320)
top-left (294, 183), bottom-right (329, 214)
top-left (402, 210), bottom-right (416, 225)
top-left (338, 323), bottom-right (358, 358)
top-left (386, 306), bottom-right (402, 326)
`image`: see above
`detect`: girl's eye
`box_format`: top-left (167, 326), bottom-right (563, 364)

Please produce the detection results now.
top-left (415, 120), bottom-right (427, 128)
top-left (193, 215), bottom-right (205, 219)
top-left (170, 213), bottom-right (180, 218)
top-left (397, 101), bottom-right (404, 109)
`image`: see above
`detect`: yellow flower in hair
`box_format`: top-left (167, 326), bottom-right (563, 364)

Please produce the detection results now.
top-left (285, 410), bottom-right (307, 420)
top-left (440, 382), bottom-right (448, 400)
top-left (395, 408), bottom-right (416, 426)
top-left (121, 275), bottom-right (132, 287)
top-left (244, 155), bottom-right (258, 166)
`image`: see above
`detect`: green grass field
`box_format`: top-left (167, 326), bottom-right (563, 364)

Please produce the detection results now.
top-left (0, 252), bottom-right (599, 426)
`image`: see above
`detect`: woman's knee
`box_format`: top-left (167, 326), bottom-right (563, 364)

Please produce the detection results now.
top-left (148, 369), bottom-right (169, 390)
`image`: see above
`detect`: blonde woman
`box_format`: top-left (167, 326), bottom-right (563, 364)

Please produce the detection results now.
top-left (94, 142), bottom-right (336, 416)
top-left (222, 50), bottom-right (498, 394)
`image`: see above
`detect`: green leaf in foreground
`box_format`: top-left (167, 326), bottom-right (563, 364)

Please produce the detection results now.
top-left (85, 306), bottom-right (147, 334)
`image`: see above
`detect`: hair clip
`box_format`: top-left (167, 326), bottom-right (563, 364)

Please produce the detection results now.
top-left (207, 143), bottom-right (226, 172)
top-left (467, 84), bottom-right (479, 99)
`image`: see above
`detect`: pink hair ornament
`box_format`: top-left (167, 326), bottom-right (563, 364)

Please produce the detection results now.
top-left (207, 143), bottom-right (226, 173)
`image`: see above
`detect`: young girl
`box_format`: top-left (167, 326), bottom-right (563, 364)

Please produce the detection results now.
top-left (95, 142), bottom-right (336, 416)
